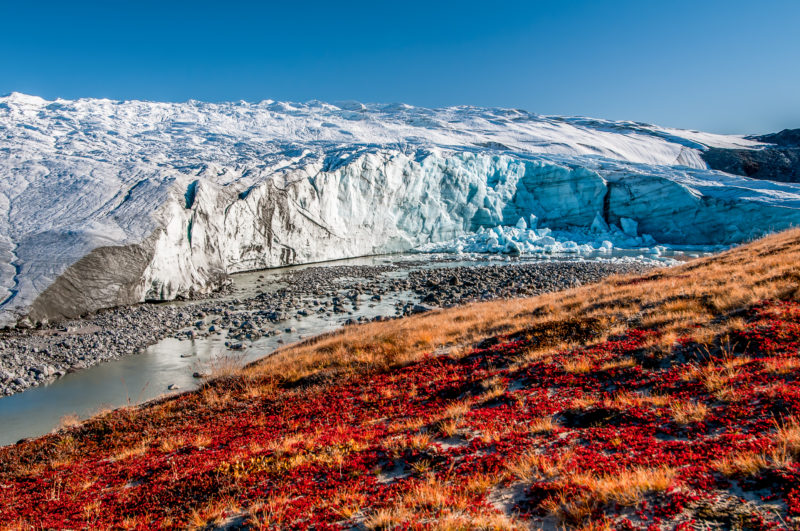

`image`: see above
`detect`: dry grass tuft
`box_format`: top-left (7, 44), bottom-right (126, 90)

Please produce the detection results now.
top-left (430, 512), bottom-right (524, 530)
top-left (187, 497), bottom-right (242, 530)
top-left (527, 416), bottom-right (556, 434)
top-left (364, 507), bottom-right (409, 530)
top-left (363, 474), bottom-right (525, 529)
top-left (434, 401), bottom-right (471, 438)
top-left (713, 452), bottom-right (773, 477)
top-left (763, 357), bottom-right (800, 374)
top-left (775, 416), bottom-right (800, 458)
top-left (506, 450), bottom-right (566, 482)
top-left (159, 434), bottom-right (187, 453)
top-left (206, 350), bottom-right (248, 380)
top-left (571, 466), bottom-right (676, 506)
top-left (57, 414), bottom-right (81, 430)
top-left (562, 357), bottom-right (594, 374)
top-left (538, 466), bottom-right (676, 525)
top-left (599, 357), bottom-right (636, 371)
top-left (670, 400), bottom-right (710, 425)
top-left (610, 390), bottom-right (671, 409)
top-left (112, 439), bottom-right (151, 461)
top-left (479, 376), bottom-right (508, 401)
top-left (714, 417), bottom-right (800, 477)
top-left (682, 356), bottom-right (749, 402)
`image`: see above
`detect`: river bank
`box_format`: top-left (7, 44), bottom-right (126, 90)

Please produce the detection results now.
top-left (0, 255), bottom-right (656, 398)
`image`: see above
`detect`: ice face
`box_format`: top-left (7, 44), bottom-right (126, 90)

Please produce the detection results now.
top-left (0, 93), bottom-right (797, 326)
top-left (620, 218), bottom-right (638, 238)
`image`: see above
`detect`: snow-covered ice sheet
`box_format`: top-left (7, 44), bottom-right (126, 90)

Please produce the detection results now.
top-left (0, 93), bottom-right (797, 326)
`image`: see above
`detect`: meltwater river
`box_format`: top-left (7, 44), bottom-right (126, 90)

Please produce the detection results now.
top-left (0, 251), bottom-right (689, 446)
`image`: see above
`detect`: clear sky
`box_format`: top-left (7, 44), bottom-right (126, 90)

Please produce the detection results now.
top-left (2, 0), bottom-right (799, 134)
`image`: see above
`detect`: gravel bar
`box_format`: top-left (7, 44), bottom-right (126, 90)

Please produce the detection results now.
top-left (0, 258), bottom-right (653, 396)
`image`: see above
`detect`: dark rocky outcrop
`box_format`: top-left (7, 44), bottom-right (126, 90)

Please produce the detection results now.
top-left (701, 128), bottom-right (800, 182)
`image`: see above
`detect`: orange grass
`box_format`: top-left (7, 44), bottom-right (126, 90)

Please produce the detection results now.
top-left (246, 228), bottom-right (800, 388)
top-left (5, 228), bottom-right (800, 528)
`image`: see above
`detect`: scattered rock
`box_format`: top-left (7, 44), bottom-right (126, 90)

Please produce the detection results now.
top-left (0, 257), bottom-right (653, 396)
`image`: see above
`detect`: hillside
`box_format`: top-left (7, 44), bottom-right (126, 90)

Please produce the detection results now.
top-left (3, 93), bottom-right (800, 327)
top-left (3, 229), bottom-right (800, 528)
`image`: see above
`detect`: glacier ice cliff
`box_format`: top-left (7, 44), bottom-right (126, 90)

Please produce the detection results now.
top-left (1, 92), bottom-right (799, 326)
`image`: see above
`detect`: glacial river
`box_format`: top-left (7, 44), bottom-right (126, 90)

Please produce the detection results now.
top-left (0, 251), bottom-right (692, 446)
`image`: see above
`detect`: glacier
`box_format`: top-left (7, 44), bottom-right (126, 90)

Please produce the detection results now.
top-left (1, 92), bottom-right (799, 327)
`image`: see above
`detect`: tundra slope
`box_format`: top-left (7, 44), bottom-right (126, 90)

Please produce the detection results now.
top-left (1, 92), bottom-right (800, 326)
top-left (4, 229), bottom-right (800, 528)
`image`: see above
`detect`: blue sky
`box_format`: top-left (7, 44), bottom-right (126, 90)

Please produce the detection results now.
top-left (2, 0), bottom-right (798, 133)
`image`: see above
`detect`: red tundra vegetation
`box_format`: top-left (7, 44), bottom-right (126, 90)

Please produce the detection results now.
top-left (4, 229), bottom-right (800, 529)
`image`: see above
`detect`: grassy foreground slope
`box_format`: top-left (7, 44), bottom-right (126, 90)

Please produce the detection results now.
top-left (4, 230), bottom-right (800, 528)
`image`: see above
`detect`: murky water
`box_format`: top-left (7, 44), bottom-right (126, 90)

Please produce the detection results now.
top-left (0, 251), bottom-right (692, 446)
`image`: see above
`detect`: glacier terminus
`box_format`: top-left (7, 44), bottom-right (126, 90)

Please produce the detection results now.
top-left (1, 92), bottom-right (799, 327)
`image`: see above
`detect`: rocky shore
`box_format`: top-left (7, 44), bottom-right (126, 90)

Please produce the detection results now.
top-left (0, 257), bottom-right (654, 396)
